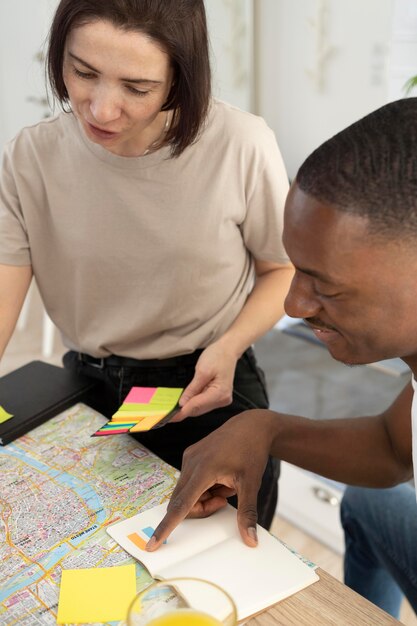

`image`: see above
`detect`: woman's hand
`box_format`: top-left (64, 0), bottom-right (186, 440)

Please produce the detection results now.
top-left (172, 261), bottom-right (293, 422)
top-left (172, 341), bottom-right (238, 420)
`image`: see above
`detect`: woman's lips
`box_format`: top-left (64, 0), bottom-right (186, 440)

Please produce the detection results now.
top-left (87, 122), bottom-right (119, 140)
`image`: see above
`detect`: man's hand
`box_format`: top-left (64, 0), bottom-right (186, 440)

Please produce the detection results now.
top-left (172, 342), bottom-right (238, 421)
top-left (146, 410), bottom-right (274, 550)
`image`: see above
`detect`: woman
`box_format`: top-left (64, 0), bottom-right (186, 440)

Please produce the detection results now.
top-left (0, 0), bottom-right (293, 528)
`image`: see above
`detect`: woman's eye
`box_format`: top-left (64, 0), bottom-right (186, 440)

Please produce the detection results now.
top-left (126, 85), bottom-right (149, 97)
top-left (73, 67), bottom-right (95, 80)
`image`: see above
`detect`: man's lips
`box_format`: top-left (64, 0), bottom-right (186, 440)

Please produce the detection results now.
top-left (310, 325), bottom-right (336, 333)
top-left (304, 319), bottom-right (337, 333)
top-left (305, 321), bottom-right (341, 343)
top-left (313, 327), bottom-right (337, 336)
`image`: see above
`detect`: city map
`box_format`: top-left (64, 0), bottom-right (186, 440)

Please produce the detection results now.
top-left (0, 403), bottom-right (179, 625)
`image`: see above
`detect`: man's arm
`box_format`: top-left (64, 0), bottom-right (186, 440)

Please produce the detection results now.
top-left (0, 263), bottom-right (32, 360)
top-left (268, 382), bottom-right (413, 486)
top-left (147, 381), bottom-right (413, 550)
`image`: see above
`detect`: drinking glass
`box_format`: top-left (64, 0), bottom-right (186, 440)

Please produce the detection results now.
top-left (127, 577), bottom-right (237, 626)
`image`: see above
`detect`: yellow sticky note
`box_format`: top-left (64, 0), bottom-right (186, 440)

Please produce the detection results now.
top-left (0, 406), bottom-right (13, 424)
top-left (57, 564), bottom-right (136, 624)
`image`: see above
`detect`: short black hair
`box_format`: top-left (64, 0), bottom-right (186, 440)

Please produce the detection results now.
top-left (47, 0), bottom-right (211, 157)
top-left (296, 98), bottom-right (417, 238)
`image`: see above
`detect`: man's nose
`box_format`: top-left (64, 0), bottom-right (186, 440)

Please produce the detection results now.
top-left (284, 272), bottom-right (321, 320)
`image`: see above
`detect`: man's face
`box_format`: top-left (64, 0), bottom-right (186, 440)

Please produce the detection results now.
top-left (283, 183), bottom-right (417, 368)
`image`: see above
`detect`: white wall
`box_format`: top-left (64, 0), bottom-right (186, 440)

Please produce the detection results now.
top-left (389, 0), bottom-right (417, 100)
top-left (255, 0), bottom-right (395, 180)
top-left (205, 0), bottom-right (254, 113)
top-left (0, 0), bottom-right (58, 150)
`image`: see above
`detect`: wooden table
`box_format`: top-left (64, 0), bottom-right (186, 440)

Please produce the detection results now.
top-left (248, 568), bottom-right (401, 625)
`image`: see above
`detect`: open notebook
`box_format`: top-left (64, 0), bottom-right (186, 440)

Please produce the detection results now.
top-left (107, 502), bottom-right (319, 621)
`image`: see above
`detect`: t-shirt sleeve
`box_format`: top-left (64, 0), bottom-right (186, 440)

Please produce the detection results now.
top-left (241, 122), bottom-right (290, 264)
top-left (0, 143), bottom-right (32, 266)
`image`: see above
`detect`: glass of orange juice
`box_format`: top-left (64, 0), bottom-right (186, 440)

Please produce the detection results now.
top-left (126, 577), bottom-right (237, 626)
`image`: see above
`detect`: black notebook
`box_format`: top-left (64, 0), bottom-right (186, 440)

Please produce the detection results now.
top-left (0, 361), bottom-right (98, 445)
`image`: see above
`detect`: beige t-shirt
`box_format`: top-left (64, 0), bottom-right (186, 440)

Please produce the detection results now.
top-left (0, 99), bottom-right (290, 358)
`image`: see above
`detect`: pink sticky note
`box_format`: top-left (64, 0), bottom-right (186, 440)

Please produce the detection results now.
top-left (123, 387), bottom-right (157, 404)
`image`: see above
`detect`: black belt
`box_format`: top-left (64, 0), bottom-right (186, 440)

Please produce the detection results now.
top-left (77, 350), bottom-right (204, 369)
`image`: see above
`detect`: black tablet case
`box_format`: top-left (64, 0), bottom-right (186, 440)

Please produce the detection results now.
top-left (0, 360), bottom-right (98, 445)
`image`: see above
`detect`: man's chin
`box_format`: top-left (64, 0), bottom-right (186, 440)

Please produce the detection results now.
top-left (326, 346), bottom-right (366, 367)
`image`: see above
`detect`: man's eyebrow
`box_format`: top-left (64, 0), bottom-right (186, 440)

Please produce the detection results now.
top-left (68, 52), bottom-right (163, 84)
top-left (297, 266), bottom-right (337, 284)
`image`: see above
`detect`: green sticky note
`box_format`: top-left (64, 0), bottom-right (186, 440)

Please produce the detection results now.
top-left (151, 387), bottom-right (183, 406)
top-left (0, 406), bottom-right (13, 424)
top-left (57, 564), bottom-right (136, 624)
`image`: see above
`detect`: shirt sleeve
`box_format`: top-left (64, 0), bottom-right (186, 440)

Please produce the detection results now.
top-left (0, 142), bottom-right (32, 266)
top-left (241, 121), bottom-right (290, 265)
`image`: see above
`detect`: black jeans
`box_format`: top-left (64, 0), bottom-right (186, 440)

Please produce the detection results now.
top-left (63, 347), bottom-right (280, 529)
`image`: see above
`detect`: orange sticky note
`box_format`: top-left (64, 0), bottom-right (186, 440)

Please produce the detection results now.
top-left (128, 532), bottom-right (148, 551)
top-left (129, 414), bottom-right (167, 432)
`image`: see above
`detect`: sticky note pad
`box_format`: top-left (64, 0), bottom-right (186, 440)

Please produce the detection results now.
top-left (56, 564), bottom-right (136, 624)
top-left (0, 406), bottom-right (13, 424)
top-left (91, 386), bottom-right (183, 437)
top-left (116, 387), bottom-right (183, 417)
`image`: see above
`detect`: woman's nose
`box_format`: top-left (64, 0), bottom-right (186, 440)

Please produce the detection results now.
top-left (284, 272), bottom-right (321, 320)
top-left (89, 87), bottom-right (121, 124)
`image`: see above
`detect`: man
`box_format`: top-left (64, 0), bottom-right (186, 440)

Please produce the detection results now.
top-left (146, 97), bottom-right (417, 619)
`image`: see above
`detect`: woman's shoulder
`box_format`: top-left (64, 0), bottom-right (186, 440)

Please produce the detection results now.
top-left (5, 112), bottom-right (76, 158)
top-left (209, 98), bottom-right (274, 138)
top-left (204, 99), bottom-right (278, 157)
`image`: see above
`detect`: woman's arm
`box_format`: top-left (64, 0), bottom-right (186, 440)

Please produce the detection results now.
top-left (0, 264), bottom-right (32, 361)
top-left (175, 260), bottom-right (294, 419)
top-left (216, 259), bottom-right (294, 357)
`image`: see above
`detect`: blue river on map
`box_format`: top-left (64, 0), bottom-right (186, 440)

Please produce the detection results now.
top-left (0, 442), bottom-right (110, 602)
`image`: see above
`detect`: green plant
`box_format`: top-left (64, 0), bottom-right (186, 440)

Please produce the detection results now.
top-left (404, 75), bottom-right (417, 95)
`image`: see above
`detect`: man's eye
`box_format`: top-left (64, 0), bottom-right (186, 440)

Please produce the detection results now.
top-left (318, 291), bottom-right (340, 299)
top-left (314, 285), bottom-right (339, 299)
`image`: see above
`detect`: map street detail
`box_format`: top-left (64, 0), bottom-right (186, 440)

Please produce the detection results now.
top-left (0, 403), bottom-right (179, 625)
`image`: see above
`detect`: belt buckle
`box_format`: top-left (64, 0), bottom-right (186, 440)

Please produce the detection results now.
top-left (78, 353), bottom-right (105, 369)
top-left (89, 357), bottom-right (105, 369)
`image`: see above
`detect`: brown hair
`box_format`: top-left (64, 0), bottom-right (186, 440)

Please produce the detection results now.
top-left (47, 0), bottom-right (211, 156)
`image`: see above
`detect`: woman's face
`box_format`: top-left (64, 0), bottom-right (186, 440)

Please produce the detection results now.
top-left (63, 19), bottom-right (174, 156)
